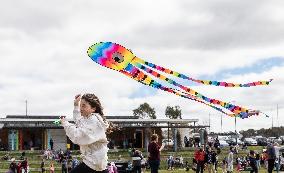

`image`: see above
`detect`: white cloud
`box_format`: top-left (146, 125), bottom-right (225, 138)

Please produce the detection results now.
top-left (0, 0), bottom-right (284, 132)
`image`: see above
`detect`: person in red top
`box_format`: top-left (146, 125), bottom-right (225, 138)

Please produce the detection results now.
top-left (147, 134), bottom-right (165, 173)
top-left (194, 146), bottom-right (206, 173)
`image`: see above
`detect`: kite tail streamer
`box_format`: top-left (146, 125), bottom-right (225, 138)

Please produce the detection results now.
top-left (122, 63), bottom-right (256, 118)
top-left (129, 60), bottom-right (253, 117)
top-left (121, 69), bottom-right (235, 117)
top-left (132, 57), bottom-right (273, 87)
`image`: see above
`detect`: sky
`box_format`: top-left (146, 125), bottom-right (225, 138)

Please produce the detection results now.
top-left (0, 0), bottom-right (284, 133)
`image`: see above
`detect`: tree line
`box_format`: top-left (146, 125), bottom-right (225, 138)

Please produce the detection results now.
top-left (239, 126), bottom-right (284, 138)
top-left (132, 102), bottom-right (182, 119)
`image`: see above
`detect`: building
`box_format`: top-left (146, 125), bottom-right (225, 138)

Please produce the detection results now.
top-left (0, 115), bottom-right (207, 151)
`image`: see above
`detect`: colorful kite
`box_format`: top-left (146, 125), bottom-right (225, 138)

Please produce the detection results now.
top-left (87, 42), bottom-right (272, 119)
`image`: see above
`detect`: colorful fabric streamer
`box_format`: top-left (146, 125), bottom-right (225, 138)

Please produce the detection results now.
top-left (87, 42), bottom-right (272, 119)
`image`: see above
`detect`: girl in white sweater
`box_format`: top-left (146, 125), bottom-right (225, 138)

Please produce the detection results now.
top-left (61, 94), bottom-right (109, 173)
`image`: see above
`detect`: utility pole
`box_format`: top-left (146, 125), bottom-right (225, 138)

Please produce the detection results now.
top-left (221, 114), bottom-right (223, 133)
top-left (235, 115), bottom-right (237, 145)
top-left (277, 104), bottom-right (279, 127)
top-left (229, 101), bottom-right (237, 144)
top-left (25, 100), bottom-right (28, 116)
top-left (277, 104), bottom-right (279, 137)
top-left (272, 107), bottom-right (274, 129)
top-left (209, 113), bottom-right (211, 133)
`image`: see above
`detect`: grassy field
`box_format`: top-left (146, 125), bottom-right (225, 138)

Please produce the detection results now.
top-left (0, 146), bottom-right (271, 173)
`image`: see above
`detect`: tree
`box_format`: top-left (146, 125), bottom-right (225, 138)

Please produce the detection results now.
top-left (133, 103), bottom-right (156, 119)
top-left (165, 106), bottom-right (182, 119)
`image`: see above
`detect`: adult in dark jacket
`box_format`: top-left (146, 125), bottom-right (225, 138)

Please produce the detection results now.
top-left (266, 143), bottom-right (276, 173)
top-left (249, 150), bottom-right (258, 173)
top-left (147, 134), bottom-right (165, 173)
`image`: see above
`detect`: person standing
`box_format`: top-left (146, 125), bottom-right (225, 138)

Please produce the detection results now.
top-left (132, 149), bottom-right (143, 173)
top-left (21, 157), bottom-right (28, 173)
top-left (221, 159), bottom-right (227, 173)
top-left (72, 157), bottom-right (80, 170)
top-left (227, 147), bottom-right (234, 173)
top-left (62, 159), bottom-right (68, 173)
top-left (147, 134), bottom-right (165, 173)
top-left (248, 150), bottom-right (258, 173)
top-left (41, 159), bottom-right (46, 173)
top-left (49, 138), bottom-right (54, 150)
top-left (61, 94), bottom-right (110, 173)
top-left (194, 146), bottom-right (205, 173)
top-left (49, 162), bottom-right (55, 173)
top-left (205, 147), bottom-right (217, 173)
top-left (274, 142), bottom-right (284, 173)
top-left (266, 143), bottom-right (276, 173)
top-left (9, 158), bottom-right (17, 173)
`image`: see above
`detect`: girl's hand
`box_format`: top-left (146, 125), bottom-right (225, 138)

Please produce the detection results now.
top-left (160, 142), bottom-right (165, 151)
top-left (60, 116), bottom-right (66, 124)
top-left (74, 94), bottom-right (81, 106)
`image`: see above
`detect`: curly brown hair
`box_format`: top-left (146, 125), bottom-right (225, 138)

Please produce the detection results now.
top-left (81, 93), bottom-right (104, 116)
top-left (151, 134), bottom-right (159, 141)
top-left (81, 93), bottom-right (115, 134)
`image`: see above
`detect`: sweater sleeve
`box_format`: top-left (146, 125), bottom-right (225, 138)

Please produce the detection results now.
top-left (62, 116), bottom-right (106, 145)
top-left (73, 106), bottom-right (81, 122)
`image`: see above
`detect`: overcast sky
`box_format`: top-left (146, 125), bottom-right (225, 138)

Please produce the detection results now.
top-left (1, 0), bottom-right (284, 132)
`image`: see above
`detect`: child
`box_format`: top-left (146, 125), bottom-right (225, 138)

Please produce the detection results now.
top-left (61, 94), bottom-right (110, 173)
top-left (141, 158), bottom-right (146, 173)
top-left (167, 155), bottom-right (174, 170)
top-left (9, 158), bottom-right (17, 173)
top-left (49, 162), bottom-right (55, 173)
top-left (236, 157), bottom-right (241, 173)
top-left (221, 159), bottom-right (227, 173)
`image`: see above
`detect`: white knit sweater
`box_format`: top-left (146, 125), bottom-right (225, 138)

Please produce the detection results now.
top-left (62, 106), bottom-right (109, 171)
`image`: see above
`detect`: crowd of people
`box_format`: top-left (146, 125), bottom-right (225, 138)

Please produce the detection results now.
top-left (5, 149), bottom-right (81, 173)
top-left (191, 140), bottom-right (284, 173)
top-left (4, 136), bottom-right (284, 173)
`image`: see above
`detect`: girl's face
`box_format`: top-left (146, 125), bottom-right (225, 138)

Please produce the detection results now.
top-left (80, 99), bottom-right (96, 117)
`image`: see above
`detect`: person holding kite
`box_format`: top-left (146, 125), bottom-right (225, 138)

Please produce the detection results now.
top-left (61, 94), bottom-right (109, 173)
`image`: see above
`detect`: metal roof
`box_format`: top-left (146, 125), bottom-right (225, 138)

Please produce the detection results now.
top-left (0, 116), bottom-right (203, 128)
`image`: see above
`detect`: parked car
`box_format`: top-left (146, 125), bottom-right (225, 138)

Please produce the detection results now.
top-left (274, 138), bottom-right (282, 144)
top-left (228, 138), bottom-right (244, 146)
top-left (256, 137), bottom-right (268, 146)
top-left (162, 139), bottom-right (174, 146)
top-left (219, 140), bottom-right (229, 147)
top-left (268, 137), bottom-right (276, 143)
top-left (244, 138), bottom-right (257, 146)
